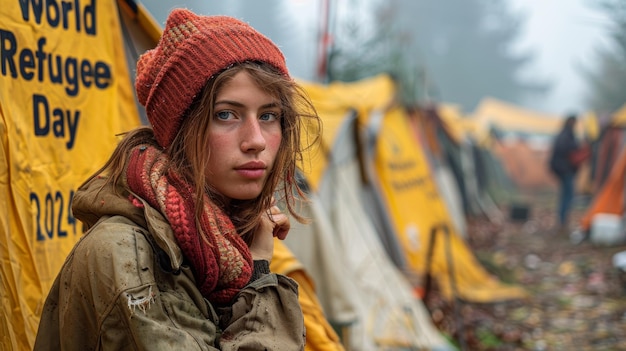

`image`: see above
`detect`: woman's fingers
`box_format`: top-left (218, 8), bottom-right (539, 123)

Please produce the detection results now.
top-left (248, 204), bottom-right (290, 261)
top-left (269, 205), bottom-right (290, 240)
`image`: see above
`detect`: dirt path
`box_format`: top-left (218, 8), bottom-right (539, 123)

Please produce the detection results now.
top-left (424, 191), bottom-right (626, 350)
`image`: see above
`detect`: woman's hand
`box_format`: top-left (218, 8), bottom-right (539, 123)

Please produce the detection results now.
top-left (248, 200), bottom-right (290, 262)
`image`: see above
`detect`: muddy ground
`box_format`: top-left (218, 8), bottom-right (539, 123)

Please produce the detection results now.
top-left (423, 190), bottom-right (626, 351)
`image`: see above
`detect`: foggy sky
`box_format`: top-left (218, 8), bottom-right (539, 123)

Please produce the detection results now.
top-left (140, 0), bottom-right (611, 115)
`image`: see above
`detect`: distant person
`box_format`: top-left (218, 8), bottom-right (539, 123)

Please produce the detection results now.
top-left (549, 114), bottom-right (588, 233)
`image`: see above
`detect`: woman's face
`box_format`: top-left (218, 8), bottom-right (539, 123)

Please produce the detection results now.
top-left (206, 70), bottom-right (282, 200)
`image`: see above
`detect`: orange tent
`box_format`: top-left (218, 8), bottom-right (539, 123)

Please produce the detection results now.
top-left (580, 147), bottom-right (626, 232)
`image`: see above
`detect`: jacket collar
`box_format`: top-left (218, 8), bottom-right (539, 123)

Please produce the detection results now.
top-left (73, 176), bottom-right (183, 270)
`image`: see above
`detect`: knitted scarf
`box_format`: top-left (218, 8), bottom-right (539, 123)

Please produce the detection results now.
top-left (126, 145), bottom-right (253, 304)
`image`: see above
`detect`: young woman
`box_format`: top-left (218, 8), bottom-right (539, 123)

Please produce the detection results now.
top-left (34, 8), bottom-right (321, 350)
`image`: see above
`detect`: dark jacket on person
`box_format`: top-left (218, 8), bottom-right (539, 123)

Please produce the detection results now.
top-left (549, 123), bottom-right (579, 179)
top-left (33, 176), bottom-right (305, 351)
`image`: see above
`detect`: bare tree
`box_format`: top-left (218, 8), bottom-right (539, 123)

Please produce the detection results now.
top-left (327, 0), bottom-right (548, 111)
top-left (585, 0), bottom-right (626, 115)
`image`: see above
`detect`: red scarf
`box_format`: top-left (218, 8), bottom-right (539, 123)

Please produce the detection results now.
top-left (126, 145), bottom-right (252, 304)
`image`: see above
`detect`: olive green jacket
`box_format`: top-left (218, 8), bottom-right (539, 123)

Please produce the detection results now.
top-left (34, 177), bottom-right (305, 350)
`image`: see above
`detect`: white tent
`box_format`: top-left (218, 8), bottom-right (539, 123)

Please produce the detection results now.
top-left (285, 111), bottom-right (454, 350)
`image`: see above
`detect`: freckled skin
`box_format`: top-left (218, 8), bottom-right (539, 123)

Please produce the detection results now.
top-left (206, 71), bottom-right (282, 201)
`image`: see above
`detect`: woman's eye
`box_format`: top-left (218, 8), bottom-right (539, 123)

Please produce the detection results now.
top-left (216, 111), bottom-right (234, 120)
top-left (260, 112), bottom-right (279, 121)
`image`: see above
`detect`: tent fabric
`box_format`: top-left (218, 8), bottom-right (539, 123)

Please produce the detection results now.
top-left (432, 166), bottom-right (468, 238)
top-left (117, 0), bottom-right (163, 45)
top-left (321, 158), bottom-right (453, 350)
top-left (422, 109), bottom-right (505, 222)
top-left (580, 147), bottom-right (626, 232)
top-left (491, 139), bottom-right (557, 190)
top-left (291, 73), bottom-right (528, 347)
top-left (270, 240), bottom-right (346, 351)
top-left (298, 76), bottom-right (410, 271)
top-left (366, 106), bottom-right (527, 302)
top-left (590, 127), bottom-right (626, 193)
top-left (296, 75), bottom-right (396, 192)
top-left (471, 97), bottom-right (563, 137)
top-left (285, 184), bottom-right (453, 350)
top-left (287, 112), bottom-right (452, 348)
top-left (434, 104), bottom-right (467, 145)
top-left (283, 190), bottom-right (360, 327)
top-left (117, 0), bottom-right (163, 125)
top-left (612, 103), bottom-right (626, 127)
top-left (299, 74), bottom-right (526, 303)
top-left (470, 97), bottom-right (597, 146)
top-left (580, 111), bottom-right (600, 141)
top-left (578, 103), bottom-right (626, 224)
top-left (409, 109), bottom-right (468, 237)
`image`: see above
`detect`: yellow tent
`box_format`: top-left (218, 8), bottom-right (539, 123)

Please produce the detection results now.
top-left (435, 103), bottom-right (468, 145)
top-left (299, 75), bottom-right (527, 303)
top-left (271, 240), bottom-right (345, 351)
top-left (297, 76), bottom-right (396, 191)
top-left (428, 104), bottom-right (507, 223)
top-left (470, 97), bottom-right (598, 141)
top-left (579, 110), bottom-right (599, 141)
top-left (612, 103), bottom-right (626, 127)
top-left (371, 107), bottom-right (527, 301)
top-left (471, 97), bottom-right (563, 136)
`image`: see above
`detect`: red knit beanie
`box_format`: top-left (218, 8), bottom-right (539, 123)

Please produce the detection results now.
top-left (135, 8), bottom-right (290, 148)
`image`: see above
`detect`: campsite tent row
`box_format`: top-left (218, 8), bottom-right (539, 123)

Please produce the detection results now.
top-left (2, 1), bottom-right (528, 350)
top-left (482, 98), bottom-right (626, 238)
top-left (454, 98), bottom-right (597, 193)
top-left (419, 103), bottom-right (514, 225)
top-left (458, 94), bottom-right (626, 244)
top-left (287, 75), bottom-right (529, 350)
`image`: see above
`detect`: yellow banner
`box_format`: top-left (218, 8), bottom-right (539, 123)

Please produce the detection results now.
top-left (1, 0), bottom-right (141, 349)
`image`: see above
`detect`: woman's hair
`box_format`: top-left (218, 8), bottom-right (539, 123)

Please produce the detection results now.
top-left (91, 62), bottom-right (321, 241)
